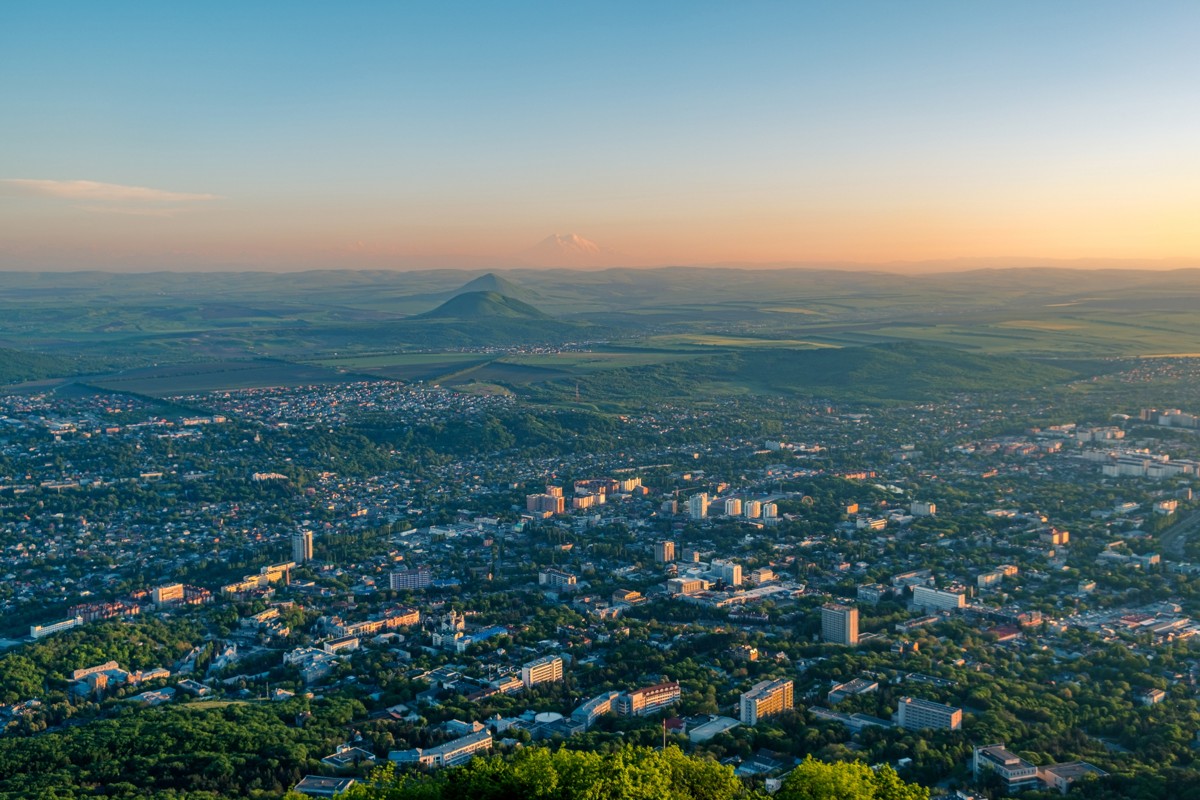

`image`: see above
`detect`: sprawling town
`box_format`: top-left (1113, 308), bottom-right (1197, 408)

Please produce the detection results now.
top-left (2, 358), bottom-right (1200, 799)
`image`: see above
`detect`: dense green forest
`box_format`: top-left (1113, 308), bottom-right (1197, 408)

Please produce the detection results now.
top-left (296, 747), bottom-right (928, 800)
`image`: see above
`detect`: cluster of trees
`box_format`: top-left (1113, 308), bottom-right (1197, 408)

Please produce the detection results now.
top-left (0, 618), bottom-right (201, 704)
top-left (320, 746), bottom-right (926, 800)
top-left (0, 698), bottom-right (365, 799)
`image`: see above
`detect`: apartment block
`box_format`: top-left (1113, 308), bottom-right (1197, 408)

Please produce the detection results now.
top-left (739, 678), bottom-right (794, 725)
top-left (821, 603), bottom-right (859, 645)
top-left (911, 585), bottom-right (966, 612)
top-left (521, 655), bottom-right (564, 688)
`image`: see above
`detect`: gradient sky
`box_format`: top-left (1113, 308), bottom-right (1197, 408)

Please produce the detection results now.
top-left (3, 1), bottom-right (1200, 271)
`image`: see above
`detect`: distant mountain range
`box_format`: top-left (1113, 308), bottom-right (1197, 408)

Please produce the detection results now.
top-left (518, 233), bottom-right (623, 268)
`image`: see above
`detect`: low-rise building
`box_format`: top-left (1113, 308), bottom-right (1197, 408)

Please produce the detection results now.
top-left (972, 744), bottom-right (1039, 792)
top-left (911, 585), bottom-right (966, 612)
top-left (410, 729), bottom-right (493, 768)
top-left (292, 776), bottom-right (357, 798)
top-left (615, 681), bottom-right (681, 716)
top-left (572, 690), bottom-right (620, 728)
top-left (895, 696), bottom-right (962, 731)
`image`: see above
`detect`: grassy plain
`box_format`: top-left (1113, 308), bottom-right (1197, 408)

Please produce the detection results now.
top-left (86, 361), bottom-right (358, 396)
top-left (634, 334), bottom-right (841, 349)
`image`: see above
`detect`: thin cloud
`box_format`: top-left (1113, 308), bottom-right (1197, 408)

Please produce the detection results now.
top-left (1, 178), bottom-right (221, 203)
top-left (74, 204), bottom-right (180, 218)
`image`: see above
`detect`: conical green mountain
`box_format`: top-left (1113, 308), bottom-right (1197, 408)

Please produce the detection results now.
top-left (417, 291), bottom-right (553, 320)
top-left (453, 272), bottom-right (528, 298)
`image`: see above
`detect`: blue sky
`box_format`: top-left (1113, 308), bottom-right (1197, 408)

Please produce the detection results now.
top-left (3, 2), bottom-right (1199, 269)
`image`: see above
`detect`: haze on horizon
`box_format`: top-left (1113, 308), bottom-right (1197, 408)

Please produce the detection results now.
top-left (3, 2), bottom-right (1200, 273)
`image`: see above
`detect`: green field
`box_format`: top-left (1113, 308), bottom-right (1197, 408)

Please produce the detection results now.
top-left (180, 700), bottom-right (253, 711)
top-left (851, 311), bottom-right (1200, 357)
top-left (635, 334), bottom-right (841, 350)
top-left (312, 352), bottom-right (488, 368)
top-left (503, 351), bottom-right (703, 371)
top-left (310, 351), bottom-right (494, 381)
top-left (86, 360), bottom-right (359, 396)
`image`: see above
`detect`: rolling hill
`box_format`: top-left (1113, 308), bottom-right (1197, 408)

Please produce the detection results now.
top-left (0, 346), bottom-right (87, 385)
top-left (530, 341), bottom-right (1084, 404)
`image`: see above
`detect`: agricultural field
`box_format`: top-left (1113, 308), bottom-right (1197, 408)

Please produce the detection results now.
top-left (849, 310), bottom-right (1200, 357)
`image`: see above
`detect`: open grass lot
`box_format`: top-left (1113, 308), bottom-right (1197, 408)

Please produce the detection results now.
top-left (310, 351), bottom-right (494, 381)
top-left (179, 700), bottom-right (253, 711)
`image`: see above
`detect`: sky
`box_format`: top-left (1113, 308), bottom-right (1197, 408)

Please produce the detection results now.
top-left (3, 1), bottom-right (1200, 271)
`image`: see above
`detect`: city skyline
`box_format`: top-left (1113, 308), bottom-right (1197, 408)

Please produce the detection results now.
top-left (4, 2), bottom-right (1200, 271)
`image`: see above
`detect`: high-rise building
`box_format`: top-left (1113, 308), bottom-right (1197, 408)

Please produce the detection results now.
top-left (526, 493), bottom-right (565, 514)
top-left (688, 493), bottom-right (709, 519)
top-left (654, 540), bottom-right (675, 563)
top-left (723, 497), bottom-right (742, 516)
top-left (151, 583), bottom-right (185, 607)
top-left (292, 530), bottom-right (313, 564)
top-left (821, 603), bottom-right (859, 645)
top-left (744, 500), bottom-right (762, 519)
top-left (762, 502), bottom-right (778, 520)
top-left (521, 655), bottom-right (564, 688)
top-left (739, 679), bottom-right (794, 725)
top-left (710, 559), bottom-right (743, 587)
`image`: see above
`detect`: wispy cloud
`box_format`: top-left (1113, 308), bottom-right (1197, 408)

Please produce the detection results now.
top-left (75, 204), bottom-right (180, 218)
top-left (2, 178), bottom-right (221, 203)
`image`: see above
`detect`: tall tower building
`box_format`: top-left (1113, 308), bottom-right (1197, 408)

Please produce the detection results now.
top-left (688, 493), bottom-right (709, 520)
top-left (292, 530), bottom-right (313, 564)
top-left (654, 540), bottom-right (675, 563)
top-left (821, 603), bottom-right (859, 645)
